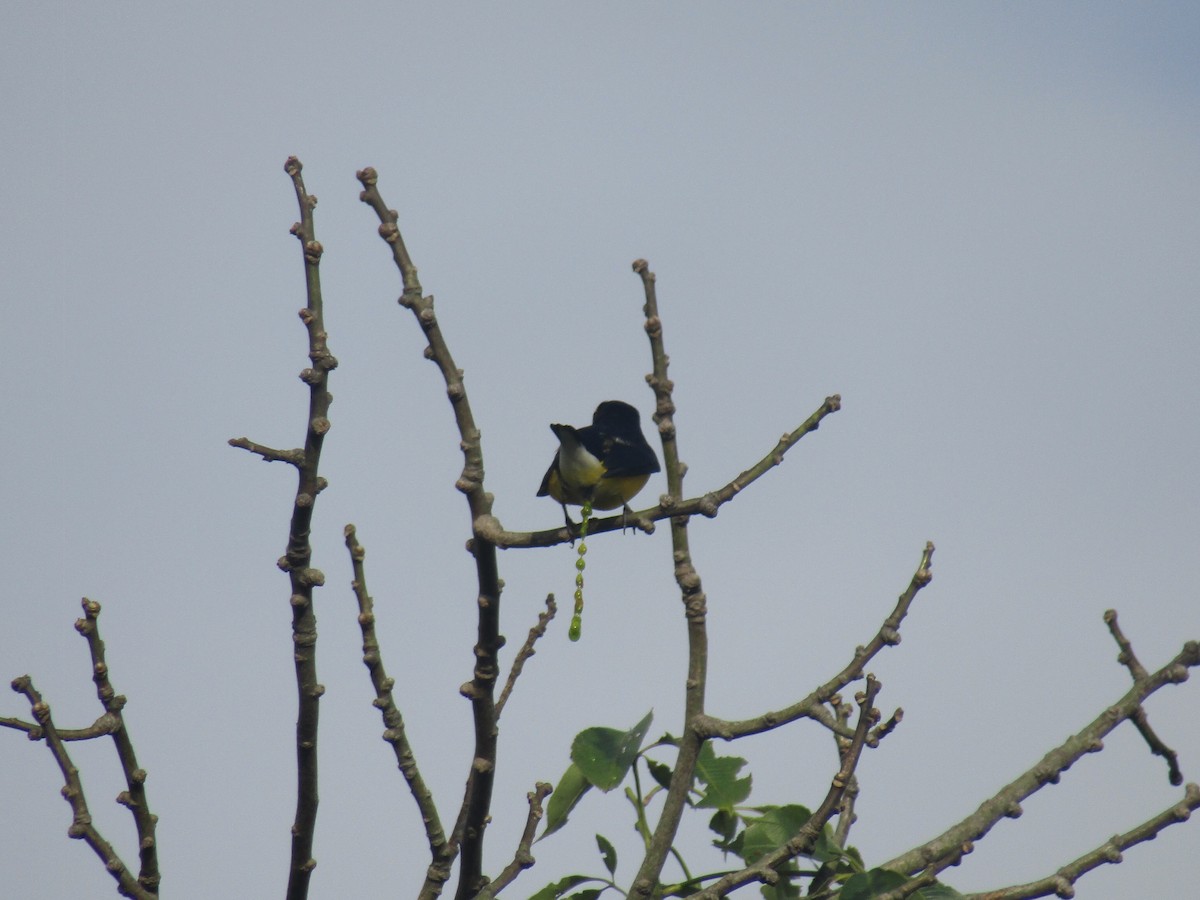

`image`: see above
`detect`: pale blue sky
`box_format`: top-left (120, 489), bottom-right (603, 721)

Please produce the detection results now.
top-left (3, 4), bottom-right (1199, 898)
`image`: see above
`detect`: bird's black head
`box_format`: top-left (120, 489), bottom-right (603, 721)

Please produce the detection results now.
top-left (592, 400), bottom-right (641, 432)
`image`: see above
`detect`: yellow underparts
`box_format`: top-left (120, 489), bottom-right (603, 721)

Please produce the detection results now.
top-left (545, 470), bottom-right (650, 511)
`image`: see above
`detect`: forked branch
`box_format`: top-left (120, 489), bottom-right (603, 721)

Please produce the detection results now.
top-left (961, 782), bottom-right (1200, 900)
top-left (6, 598), bottom-right (160, 898)
top-left (357, 166), bottom-right (503, 900)
top-left (691, 676), bottom-right (885, 898)
top-left (1105, 609), bottom-right (1183, 785)
top-left (695, 542), bottom-right (934, 742)
top-left (882, 637), bottom-right (1200, 878)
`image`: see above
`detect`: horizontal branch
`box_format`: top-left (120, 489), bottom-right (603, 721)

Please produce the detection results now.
top-left (0, 712), bottom-right (120, 741)
top-left (474, 394), bottom-right (843, 549)
top-left (227, 437), bottom-right (305, 466)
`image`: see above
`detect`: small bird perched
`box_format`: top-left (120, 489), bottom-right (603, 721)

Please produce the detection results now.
top-left (538, 400), bottom-right (660, 526)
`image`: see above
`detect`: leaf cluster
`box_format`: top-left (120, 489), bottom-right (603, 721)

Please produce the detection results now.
top-left (533, 713), bottom-right (965, 900)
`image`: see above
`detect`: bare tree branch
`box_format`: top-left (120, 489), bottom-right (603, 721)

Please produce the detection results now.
top-left (226, 438), bottom-right (306, 466)
top-left (1, 711), bottom-right (120, 741)
top-left (628, 259), bottom-right (713, 898)
top-left (473, 782), bottom-right (554, 899)
top-left (963, 782), bottom-right (1200, 900)
top-left (881, 637), bottom-right (1200, 877)
top-left (870, 850), bottom-right (972, 900)
top-left (231, 156), bottom-right (338, 900)
top-left (343, 525), bottom-right (451, 894)
top-left (10, 674), bottom-right (156, 899)
top-left (830, 694), bottom-right (860, 850)
top-left (868, 707), bottom-right (904, 748)
top-left (357, 166), bottom-right (503, 900)
top-left (690, 675), bottom-right (885, 898)
top-left (495, 594), bottom-right (557, 720)
top-left (694, 542), bottom-right (934, 742)
top-left (75, 598), bottom-right (160, 893)
top-left (1105, 609), bottom-right (1183, 785)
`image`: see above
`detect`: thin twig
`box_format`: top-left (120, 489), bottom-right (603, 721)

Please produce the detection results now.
top-left (1105, 609), bottom-right (1182, 784)
top-left (473, 782), bottom-right (554, 898)
top-left (496, 595), bottom-right (557, 720)
top-left (344, 525), bottom-right (451, 892)
top-left (868, 707), bottom-right (904, 747)
top-left (225, 438), bottom-right (305, 466)
top-left (10, 675), bottom-right (155, 899)
top-left (0, 712), bottom-right (120, 741)
top-left (76, 598), bottom-right (160, 893)
top-left (830, 695), bottom-right (859, 850)
top-left (694, 542), bottom-right (934, 742)
top-left (358, 166), bottom-right (503, 900)
top-left (833, 774), bottom-right (859, 851)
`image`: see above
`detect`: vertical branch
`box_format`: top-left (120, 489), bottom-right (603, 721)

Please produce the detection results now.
top-left (343, 525), bottom-right (453, 896)
top-left (357, 167), bottom-right (504, 900)
top-left (75, 598), bottom-right (160, 894)
top-left (629, 259), bottom-right (710, 897)
top-left (232, 156), bottom-right (338, 899)
top-left (279, 156), bottom-right (335, 900)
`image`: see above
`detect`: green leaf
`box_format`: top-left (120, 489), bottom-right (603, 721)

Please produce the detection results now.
top-left (571, 711), bottom-right (654, 792)
top-left (646, 758), bottom-right (674, 791)
top-left (760, 860), bottom-right (803, 899)
top-left (739, 805), bottom-right (813, 864)
top-left (839, 868), bottom-right (907, 900)
top-left (810, 843), bottom-right (864, 895)
top-left (596, 834), bottom-right (618, 876)
top-left (542, 763), bottom-right (592, 838)
top-left (694, 742), bottom-right (752, 810)
top-left (913, 885), bottom-right (966, 899)
top-left (528, 875), bottom-right (595, 899)
top-left (708, 808), bottom-right (739, 852)
top-left (811, 823), bottom-right (845, 864)
top-left (565, 891), bottom-right (604, 900)
top-left (809, 861), bottom-right (836, 896)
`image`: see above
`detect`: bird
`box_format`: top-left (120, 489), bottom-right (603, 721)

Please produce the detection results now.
top-left (538, 400), bottom-right (660, 528)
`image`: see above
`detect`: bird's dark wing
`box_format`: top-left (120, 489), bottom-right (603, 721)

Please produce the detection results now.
top-left (536, 453), bottom-right (558, 496)
top-left (596, 432), bottom-right (660, 478)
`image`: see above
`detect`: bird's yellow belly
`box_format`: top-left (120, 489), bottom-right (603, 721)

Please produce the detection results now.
top-left (545, 470), bottom-right (650, 510)
top-left (590, 474), bottom-right (650, 510)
